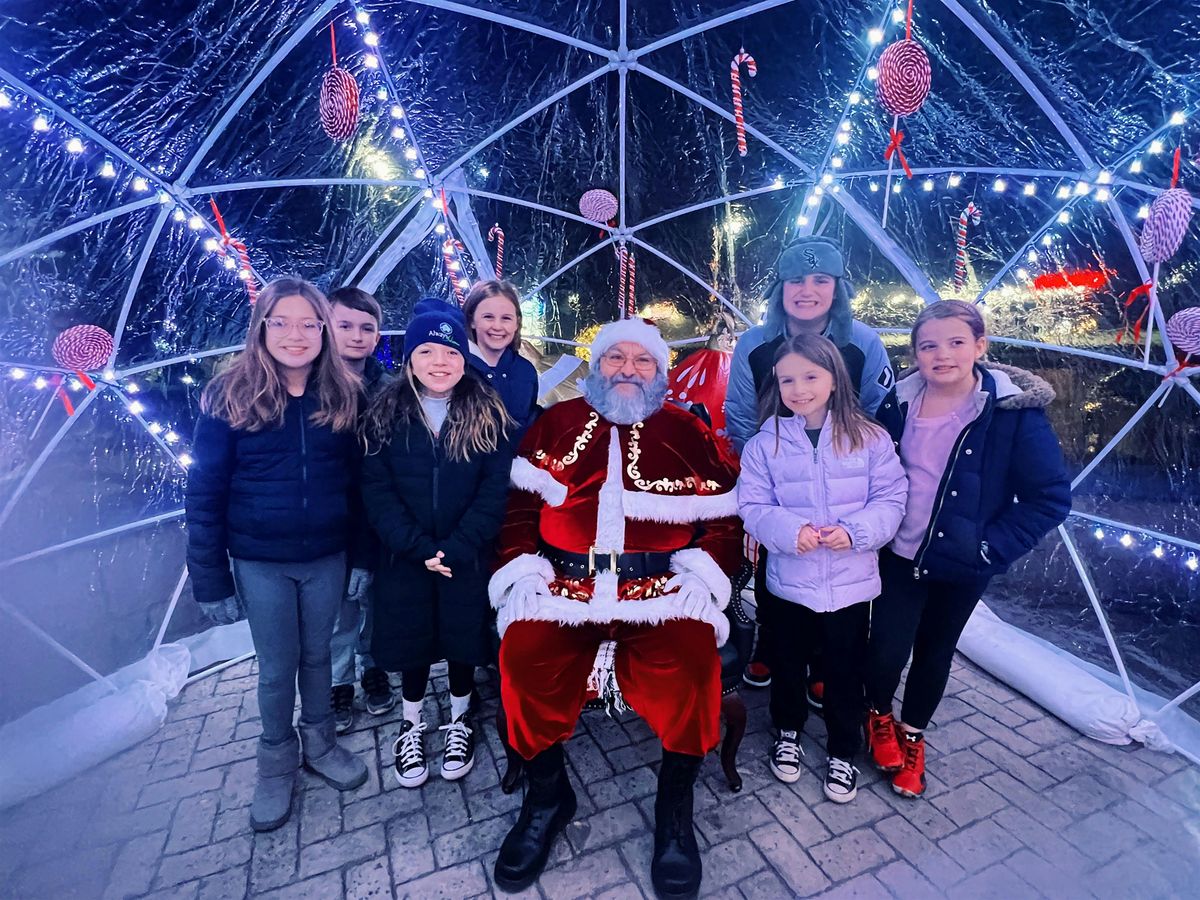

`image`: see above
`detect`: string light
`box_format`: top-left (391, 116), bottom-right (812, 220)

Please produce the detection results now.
top-left (923, 179), bottom-right (934, 191)
top-left (1094, 187), bottom-right (1111, 202)
top-left (1149, 139), bottom-right (1164, 154)
top-left (1074, 181), bottom-right (1090, 195)
top-left (33, 376), bottom-right (47, 389)
top-left (363, 55), bottom-right (379, 69)
top-left (1130, 159), bottom-right (1143, 174)
top-left (363, 32), bottom-right (380, 47)
top-left (1041, 234), bottom-right (1053, 246)
top-left (413, 167), bottom-right (425, 179)
top-left (1057, 211), bottom-right (1071, 224)
top-left (1022, 183), bottom-right (1037, 196)
top-left (891, 8), bottom-right (906, 23)
top-left (404, 147), bottom-right (418, 161)
top-left (869, 182), bottom-right (880, 192)
top-left (132, 176), bottom-right (149, 192)
top-left (376, 87), bottom-right (388, 101)
top-left (1137, 205), bottom-right (1150, 219)
top-left (66, 137), bottom-right (84, 154)
top-left (1120, 533), bottom-right (1134, 548)
top-left (99, 158), bottom-right (116, 178)
top-left (868, 28), bottom-right (885, 45)
top-left (187, 215), bottom-right (203, 230)
top-left (390, 104), bottom-right (404, 119)
top-left (992, 178), bottom-right (1007, 192)
top-left (1153, 544), bottom-right (1165, 559)
top-left (180, 374), bottom-right (195, 385)
top-left (821, 172), bottom-right (834, 185)
top-left (867, 67), bottom-right (879, 81)
top-left (1188, 555), bottom-right (1199, 572)
top-left (0, 90), bottom-right (11, 109)
top-left (178, 453), bottom-right (193, 467)
top-left (9, 367), bottom-right (26, 380)
top-left (32, 114), bottom-right (49, 132)
top-left (849, 91), bottom-right (862, 105)
top-left (1097, 170), bottom-right (1112, 184)
top-left (1169, 111), bottom-right (1187, 126)
top-left (831, 156), bottom-right (844, 168)
top-left (355, 9), bottom-right (370, 24)
top-left (204, 238), bottom-right (219, 252)
top-left (1026, 250), bottom-right (1038, 263)
top-left (127, 400), bottom-right (145, 415)
top-left (947, 174), bottom-right (962, 188)
top-left (1056, 185), bottom-right (1072, 199)
top-left (836, 131), bottom-right (850, 145)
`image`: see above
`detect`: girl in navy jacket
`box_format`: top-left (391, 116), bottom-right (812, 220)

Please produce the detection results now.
top-left (463, 280), bottom-right (539, 436)
top-left (864, 300), bottom-right (1070, 799)
top-left (361, 299), bottom-right (513, 790)
top-left (185, 277), bottom-right (368, 833)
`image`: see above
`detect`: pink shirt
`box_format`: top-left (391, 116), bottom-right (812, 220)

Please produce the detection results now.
top-left (890, 390), bottom-right (978, 560)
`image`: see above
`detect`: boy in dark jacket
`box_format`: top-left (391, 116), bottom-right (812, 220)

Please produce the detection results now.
top-left (328, 287), bottom-right (394, 729)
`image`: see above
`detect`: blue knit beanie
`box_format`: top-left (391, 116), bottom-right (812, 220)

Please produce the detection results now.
top-left (403, 297), bottom-right (468, 362)
top-left (762, 236), bottom-right (855, 346)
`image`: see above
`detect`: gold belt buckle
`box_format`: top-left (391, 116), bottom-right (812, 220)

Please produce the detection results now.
top-left (587, 546), bottom-right (620, 576)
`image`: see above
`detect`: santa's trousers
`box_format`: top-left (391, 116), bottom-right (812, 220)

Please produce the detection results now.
top-left (500, 618), bottom-right (722, 760)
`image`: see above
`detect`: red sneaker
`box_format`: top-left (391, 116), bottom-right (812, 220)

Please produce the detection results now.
top-left (891, 731), bottom-right (926, 798)
top-left (742, 661), bottom-right (772, 688)
top-left (865, 710), bottom-right (904, 772)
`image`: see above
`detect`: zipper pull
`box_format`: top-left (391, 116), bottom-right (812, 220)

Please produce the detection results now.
top-left (913, 566), bottom-right (921, 581)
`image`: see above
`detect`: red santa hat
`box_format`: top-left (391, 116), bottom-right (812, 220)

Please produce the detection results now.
top-left (589, 317), bottom-right (670, 376)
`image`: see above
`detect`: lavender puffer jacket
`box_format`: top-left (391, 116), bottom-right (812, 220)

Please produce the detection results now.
top-left (737, 416), bottom-right (908, 612)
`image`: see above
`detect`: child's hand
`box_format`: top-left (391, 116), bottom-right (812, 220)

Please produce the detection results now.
top-left (796, 524), bottom-right (821, 553)
top-left (424, 551), bottom-right (453, 578)
top-left (818, 526), bottom-right (852, 550)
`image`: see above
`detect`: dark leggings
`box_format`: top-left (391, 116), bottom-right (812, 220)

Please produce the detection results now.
top-left (401, 661), bottom-right (475, 703)
top-left (864, 549), bottom-right (989, 730)
top-left (753, 550), bottom-right (823, 683)
top-left (764, 597), bottom-right (869, 759)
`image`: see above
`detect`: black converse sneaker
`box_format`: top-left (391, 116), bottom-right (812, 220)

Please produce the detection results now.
top-left (392, 720), bottom-right (428, 788)
top-left (824, 756), bottom-right (859, 803)
top-left (439, 713), bottom-right (475, 781)
top-left (770, 730), bottom-right (803, 783)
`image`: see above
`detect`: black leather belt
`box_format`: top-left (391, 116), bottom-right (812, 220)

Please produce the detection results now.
top-left (540, 542), bottom-right (674, 578)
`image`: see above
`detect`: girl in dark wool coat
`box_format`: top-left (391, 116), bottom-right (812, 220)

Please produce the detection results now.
top-left (863, 300), bottom-right (1071, 800)
top-left (361, 299), bottom-right (513, 790)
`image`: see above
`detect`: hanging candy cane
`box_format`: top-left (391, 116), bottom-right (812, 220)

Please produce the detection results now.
top-left (442, 238), bottom-right (466, 305)
top-left (209, 199), bottom-right (258, 304)
top-left (626, 252), bottom-right (636, 318)
top-left (953, 201), bottom-right (982, 291)
top-left (488, 224), bottom-right (505, 278)
top-left (731, 49), bottom-right (757, 157)
top-left (617, 245), bottom-right (629, 316)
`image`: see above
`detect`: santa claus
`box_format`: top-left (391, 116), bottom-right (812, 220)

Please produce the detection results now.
top-left (489, 318), bottom-right (742, 898)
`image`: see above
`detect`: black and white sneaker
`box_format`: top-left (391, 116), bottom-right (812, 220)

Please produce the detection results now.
top-left (439, 714), bottom-right (475, 781)
top-left (824, 756), bottom-right (859, 803)
top-left (770, 730), bottom-right (803, 783)
top-left (392, 720), bottom-right (428, 788)
top-left (362, 667), bottom-right (395, 715)
top-left (332, 684), bottom-right (355, 733)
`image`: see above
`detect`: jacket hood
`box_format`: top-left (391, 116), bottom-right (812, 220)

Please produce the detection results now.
top-left (894, 361), bottom-right (1056, 410)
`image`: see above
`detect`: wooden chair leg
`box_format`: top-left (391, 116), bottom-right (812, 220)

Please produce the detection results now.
top-left (495, 697), bottom-right (524, 794)
top-left (720, 691), bottom-right (746, 792)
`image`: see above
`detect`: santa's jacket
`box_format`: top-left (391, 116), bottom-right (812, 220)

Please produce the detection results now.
top-left (488, 397), bottom-right (743, 645)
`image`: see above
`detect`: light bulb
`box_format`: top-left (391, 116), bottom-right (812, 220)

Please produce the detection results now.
top-left (148, 422), bottom-right (163, 435)
top-left (0, 90), bottom-right (11, 109)
top-left (796, 215), bottom-right (809, 226)
top-left (869, 182), bottom-right (880, 192)
top-left (376, 87), bottom-right (388, 101)
top-left (180, 374), bottom-right (195, 385)
top-left (831, 156), bottom-right (844, 169)
top-left (1056, 185), bottom-right (1071, 199)
top-left (363, 54), bottom-right (379, 69)
top-left (948, 174), bottom-right (962, 187)
top-left (404, 147), bottom-right (418, 160)
top-left (923, 179), bottom-right (934, 191)
top-left (178, 453), bottom-right (194, 467)
top-left (390, 104), bottom-right (404, 119)
top-left (993, 178), bottom-right (1007, 192)
top-left (33, 376), bottom-right (47, 389)
top-left (1097, 170), bottom-right (1112, 184)
top-left (1095, 188), bottom-right (1111, 202)
top-left (1137, 205), bottom-right (1150, 219)
top-left (1027, 250), bottom-right (1038, 263)
top-left (204, 238), bottom-right (219, 252)
top-left (33, 114), bottom-right (49, 132)
top-left (237, 269), bottom-right (252, 281)
top-left (434, 223), bottom-right (446, 235)
top-left (1153, 543), bottom-right (1164, 558)
top-left (364, 32), bottom-right (380, 47)
top-left (1074, 181), bottom-right (1090, 195)
top-left (836, 131), bottom-right (850, 145)
top-left (99, 158), bottom-right (116, 178)
top-left (806, 194), bottom-right (820, 207)
top-left (892, 182), bottom-right (901, 194)
top-left (66, 137), bottom-right (84, 154)
top-left (9, 367), bottom-right (26, 380)
top-left (1170, 111), bottom-right (1187, 126)
top-left (223, 256), bottom-right (237, 270)
top-left (1041, 234), bottom-right (1053, 246)
top-left (478, 166), bottom-right (489, 177)
top-left (157, 190), bottom-right (171, 203)
top-left (423, 188), bottom-right (434, 198)
top-left (165, 430), bottom-right (180, 443)
top-left (1120, 533), bottom-right (1134, 548)
top-left (188, 215), bottom-right (204, 230)
top-left (102, 369), bottom-right (115, 381)
top-left (127, 400), bottom-right (145, 415)
top-left (1149, 139), bottom-right (1164, 155)
top-left (1058, 211), bottom-right (1071, 224)
top-left (413, 167), bottom-right (425, 179)
top-left (1130, 159), bottom-right (1143, 174)
top-left (867, 67), bottom-right (879, 81)
top-left (1093, 527), bottom-right (1105, 539)
top-left (173, 208), bottom-right (186, 222)
top-left (1016, 268), bottom-right (1028, 280)
top-left (1023, 183), bottom-right (1037, 196)
top-left (868, 28), bottom-right (884, 45)
top-left (892, 8), bottom-right (906, 24)
top-left (821, 172), bottom-right (834, 185)
top-left (125, 382), bottom-right (140, 394)
top-left (355, 10), bottom-right (370, 24)
top-left (1187, 554), bottom-right (1198, 572)
top-left (839, 119), bottom-right (851, 132)
top-left (849, 91), bottom-right (862, 105)
top-left (132, 176), bottom-right (149, 192)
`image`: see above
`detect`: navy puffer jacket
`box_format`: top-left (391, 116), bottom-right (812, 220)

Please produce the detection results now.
top-left (875, 363), bottom-right (1071, 583)
top-left (468, 345), bottom-right (539, 437)
top-left (186, 391), bottom-right (362, 604)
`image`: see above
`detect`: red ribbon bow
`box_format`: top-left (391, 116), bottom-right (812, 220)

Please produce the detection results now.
top-left (884, 128), bottom-right (913, 179)
top-left (1116, 283), bottom-right (1152, 345)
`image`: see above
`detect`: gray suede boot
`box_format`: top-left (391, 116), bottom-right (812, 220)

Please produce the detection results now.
top-left (251, 732), bottom-right (299, 832)
top-left (301, 720), bottom-right (368, 791)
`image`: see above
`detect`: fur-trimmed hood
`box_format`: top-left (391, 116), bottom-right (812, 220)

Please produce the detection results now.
top-left (894, 361), bottom-right (1055, 412)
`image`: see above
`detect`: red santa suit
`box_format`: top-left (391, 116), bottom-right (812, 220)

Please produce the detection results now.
top-left (490, 329), bottom-right (742, 759)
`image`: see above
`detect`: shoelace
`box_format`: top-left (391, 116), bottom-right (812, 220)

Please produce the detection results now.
top-left (870, 715), bottom-right (894, 744)
top-left (362, 669), bottom-right (389, 695)
top-left (902, 736), bottom-right (923, 767)
top-left (827, 757), bottom-right (858, 786)
top-left (393, 722), bottom-right (427, 771)
top-left (774, 735), bottom-right (802, 766)
top-left (439, 719), bottom-right (472, 761)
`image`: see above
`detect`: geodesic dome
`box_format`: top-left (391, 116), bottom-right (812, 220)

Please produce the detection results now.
top-left (1, 0), bottom-right (1198, 785)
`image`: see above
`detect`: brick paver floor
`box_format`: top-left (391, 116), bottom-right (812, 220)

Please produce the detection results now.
top-left (2, 654), bottom-right (1197, 899)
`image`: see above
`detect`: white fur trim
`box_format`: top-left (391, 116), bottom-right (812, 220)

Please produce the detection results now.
top-left (495, 586), bottom-right (729, 646)
top-left (510, 457), bottom-right (568, 507)
top-left (589, 319), bottom-right (670, 376)
top-left (622, 488), bottom-right (739, 524)
top-left (489, 553), bottom-right (556, 609)
top-left (669, 548), bottom-right (731, 613)
top-left (593, 428), bottom-right (626, 553)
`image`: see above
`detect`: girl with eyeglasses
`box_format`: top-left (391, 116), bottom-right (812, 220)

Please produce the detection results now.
top-left (186, 276), bottom-right (369, 833)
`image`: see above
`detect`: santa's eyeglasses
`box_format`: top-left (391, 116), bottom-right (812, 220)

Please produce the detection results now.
top-left (599, 351), bottom-right (656, 373)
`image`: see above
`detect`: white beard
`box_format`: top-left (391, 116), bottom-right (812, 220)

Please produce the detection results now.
top-left (582, 370), bottom-right (668, 424)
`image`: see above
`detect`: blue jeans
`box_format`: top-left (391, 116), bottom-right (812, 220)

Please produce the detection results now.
top-left (331, 585), bottom-right (376, 687)
top-left (232, 553), bottom-right (346, 745)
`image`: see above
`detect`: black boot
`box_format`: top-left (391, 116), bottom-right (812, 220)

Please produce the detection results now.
top-left (652, 750), bottom-right (703, 899)
top-left (493, 743), bottom-right (577, 892)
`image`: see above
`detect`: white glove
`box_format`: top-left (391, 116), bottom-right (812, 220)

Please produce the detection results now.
top-left (506, 573), bottom-right (553, 619)
top-left (347, 568), bottom-right (374, 604)
top-left (664, 572), bottom-right (717, 619)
